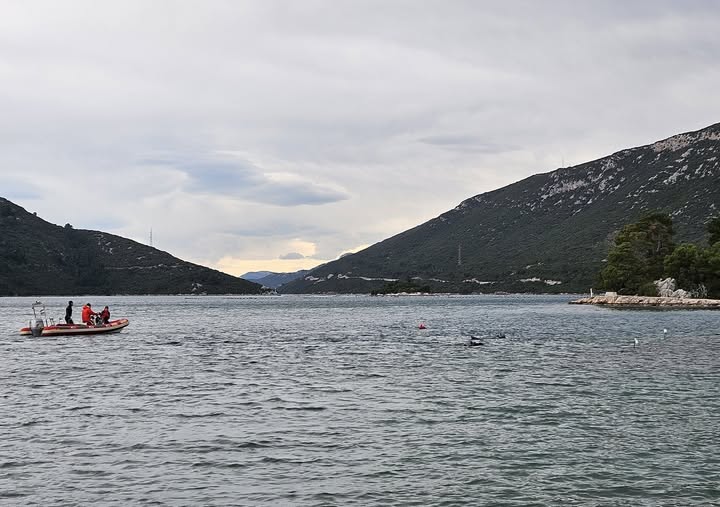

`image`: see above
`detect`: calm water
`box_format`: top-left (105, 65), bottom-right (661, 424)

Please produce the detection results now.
top-left (1, 294), bottom-right (719, 506)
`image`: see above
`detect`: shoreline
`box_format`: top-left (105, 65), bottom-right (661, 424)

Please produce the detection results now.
top-left (570, 295), bottom-right (720, 309)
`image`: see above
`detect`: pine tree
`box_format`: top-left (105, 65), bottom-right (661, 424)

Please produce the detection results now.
top-left (600, 212), bottom-right (674, 294)
top-left (707, 217), bottom-right (720, 246)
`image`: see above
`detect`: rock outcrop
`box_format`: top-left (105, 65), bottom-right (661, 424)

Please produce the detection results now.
top-left (570, 295), bottom-right (720, 308)
top-left (655, 277), bottom-right (691, 298)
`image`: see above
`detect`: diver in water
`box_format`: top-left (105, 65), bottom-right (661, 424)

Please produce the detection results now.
top-left (468, 336), bottom-right (484, 346)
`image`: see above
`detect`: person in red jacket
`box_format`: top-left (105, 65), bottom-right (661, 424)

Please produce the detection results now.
top-left (81, 303), bottom-right (96, 326)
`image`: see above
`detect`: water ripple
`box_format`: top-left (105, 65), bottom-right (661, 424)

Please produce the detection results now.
top-left (1, 294), bottom-right (719, 505)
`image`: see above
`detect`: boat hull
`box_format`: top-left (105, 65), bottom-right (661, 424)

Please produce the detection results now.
top-left (19, 319), bottom-right (130, 337)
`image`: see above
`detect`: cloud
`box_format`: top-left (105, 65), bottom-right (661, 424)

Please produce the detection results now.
top-left (214, 255), bottom-right (325, 276)
top-left (0, 179), bottom-right (43, 201)
top-left (418, 135), bottom-right (518, 154)
top-left (2, 2), bottom-right (720, 275)
top-left (162, 157), bottom-right (350, 207)
top-left (279, 252), bottom-right (306, 260)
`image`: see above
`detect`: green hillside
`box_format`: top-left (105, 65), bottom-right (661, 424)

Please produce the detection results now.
top-left (282, 123), bottom-right (720, 294)
top-left (0, 198), bottom-right (261, 296)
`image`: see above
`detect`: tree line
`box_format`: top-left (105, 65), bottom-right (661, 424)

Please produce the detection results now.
top-left (600, 212), bottom-right (720, 298)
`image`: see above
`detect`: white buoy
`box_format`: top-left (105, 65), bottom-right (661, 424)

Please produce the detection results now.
top-left (634, 337), bottom-right (639, 348)
top-left (663, 328), bottom-right (668, 338)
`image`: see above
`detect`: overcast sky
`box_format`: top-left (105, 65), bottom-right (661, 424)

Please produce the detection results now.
top-left (2, 1), bottom-right (719, 275)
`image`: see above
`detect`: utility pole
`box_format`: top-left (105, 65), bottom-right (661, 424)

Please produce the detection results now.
top-left (457, 243), bottom-right (462, 267)
top-left (149, 228), bottom-right (153, 248)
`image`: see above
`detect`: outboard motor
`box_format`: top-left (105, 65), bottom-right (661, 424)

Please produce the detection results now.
top-left (29, 301), bottom-right (47, 337)
top-left (30, 318), bottom-right (45, 337)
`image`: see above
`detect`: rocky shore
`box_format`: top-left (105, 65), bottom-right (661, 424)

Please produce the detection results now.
top-left (570, 295), bottom-right (720, 308)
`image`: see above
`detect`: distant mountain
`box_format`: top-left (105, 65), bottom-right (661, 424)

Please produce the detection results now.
top-left (282, 123), bottom-right (720, 294)
top-left (248, 270), bottom-right (310, 289)
top-left (241, 271), bottom-right (274, 281)
top-left (0, 198), bottom-right (262, 296)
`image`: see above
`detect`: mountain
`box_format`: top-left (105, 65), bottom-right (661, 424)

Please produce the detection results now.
top-left (250, 270), bottom-right (310, 289)
top-left (282, 123), bottom-right (720, 294)
top-left (241, 271), bottom-right (274, 281)
top-left (0, 198), bottom-right (261, 296)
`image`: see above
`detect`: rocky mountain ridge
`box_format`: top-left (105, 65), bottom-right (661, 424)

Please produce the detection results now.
top-left (281, 122), bottom-right (720, 294)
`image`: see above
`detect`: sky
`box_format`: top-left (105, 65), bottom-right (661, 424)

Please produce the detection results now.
top-left (2, 1), bottom-right (720, 276)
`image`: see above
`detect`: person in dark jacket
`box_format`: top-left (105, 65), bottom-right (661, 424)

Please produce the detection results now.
top-left (100, 306), bottom-right (110, 324)
top-left (65, 300), bottom-right (74, 324)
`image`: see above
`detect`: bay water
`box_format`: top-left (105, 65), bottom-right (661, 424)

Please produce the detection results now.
top-left (1, 294), bottom-right (719, 505)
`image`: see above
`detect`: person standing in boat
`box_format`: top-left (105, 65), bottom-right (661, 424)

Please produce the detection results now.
top-left (81, 303), bottom-right (96, 326)
top-left (65, 300), bottom-right (74, 324)
top-left (100, 306), bottom-right (110, 324)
